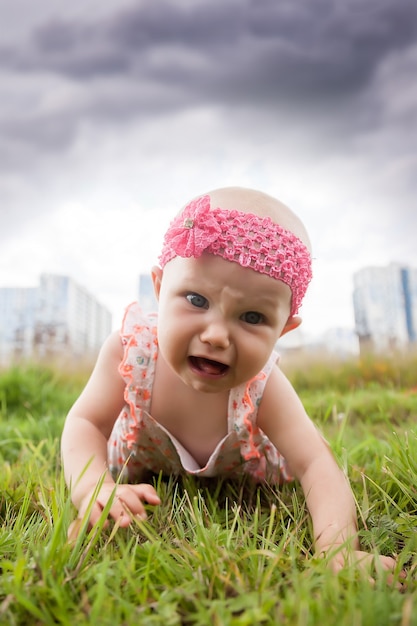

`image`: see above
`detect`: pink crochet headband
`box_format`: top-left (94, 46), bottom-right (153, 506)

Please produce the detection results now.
top-left (159, 195), bottom-right (312, 315)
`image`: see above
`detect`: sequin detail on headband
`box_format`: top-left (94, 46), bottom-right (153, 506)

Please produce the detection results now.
top-left (159, 195), bottom-right (312, 315)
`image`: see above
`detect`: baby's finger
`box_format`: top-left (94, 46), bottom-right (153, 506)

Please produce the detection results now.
top-left (96, 491), bottom-right (138, 525)
top-left (110, 484), bottom-right (160, 525)
top-left (357, 553), bottom-right (405, 589)
top-left (113, 490), bottom-right (151, 522)
top-left (67, 502), bottom-right (107, 542)
top-left (374, 555), bottom-right (407, 589)
top-left (376, 554), bottom-right (398, 572)
top-left (130, 483), bottom-right (161, 505)
top-left (68, 518), bottom-right (83, 543)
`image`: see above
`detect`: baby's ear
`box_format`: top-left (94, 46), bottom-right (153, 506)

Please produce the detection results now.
top-left (280, 315), bottom-right (302, 337)
top-left (151, 266), bottom-right (163, 300)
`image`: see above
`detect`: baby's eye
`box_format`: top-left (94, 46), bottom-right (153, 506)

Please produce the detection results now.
top-left (186, 293), bottom-right (208, 309)
top-left (241, 311), bottom-right (264, 325)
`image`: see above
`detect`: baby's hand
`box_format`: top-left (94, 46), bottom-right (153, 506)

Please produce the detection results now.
top-left (327, 549), bottom-right (404, 587)
top-left (68, 482), bottom-right (161, 540)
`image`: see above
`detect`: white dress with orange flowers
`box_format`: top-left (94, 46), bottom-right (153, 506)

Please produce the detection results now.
top-left (108, 303), bottom-right (291, 484)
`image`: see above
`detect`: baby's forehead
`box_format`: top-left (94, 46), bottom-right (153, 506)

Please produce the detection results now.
top-left (163, 252), bottom-right (292, 301)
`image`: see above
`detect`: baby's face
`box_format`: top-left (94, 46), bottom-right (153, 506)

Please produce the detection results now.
top-left (155, 253), bottom-right (292, 393)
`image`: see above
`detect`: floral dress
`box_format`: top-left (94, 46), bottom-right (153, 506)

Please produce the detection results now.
top-left (107, 303), bottom-right (291, 484)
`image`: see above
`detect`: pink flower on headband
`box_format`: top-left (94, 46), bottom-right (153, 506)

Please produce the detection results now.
top-left (165, 195), bottom-right (221, 258)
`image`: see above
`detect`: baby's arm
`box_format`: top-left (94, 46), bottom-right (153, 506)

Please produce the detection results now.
top-left (61, 331), bottom-right (160, 528)
top-left (257, 366), bottom-right (397, 574)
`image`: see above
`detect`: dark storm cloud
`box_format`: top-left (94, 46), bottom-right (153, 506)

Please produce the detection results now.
top-left (0, 0), bottom-right (414, 167)
top-left (3, 0), bottom-right (417, 98)
top-left (0, 0), bottom-right (415, 226)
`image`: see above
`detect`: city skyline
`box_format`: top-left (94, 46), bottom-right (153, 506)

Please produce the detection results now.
top-left (1, 261), bottom-right (415, 362)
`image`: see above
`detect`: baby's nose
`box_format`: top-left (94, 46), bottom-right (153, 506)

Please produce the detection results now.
top-left (199, 319), bottom-right (230, 348)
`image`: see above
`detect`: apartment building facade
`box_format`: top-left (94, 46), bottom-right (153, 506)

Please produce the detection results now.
top-left (353, 264), bottom-right (416, 352)
top-left (0, 274), bottom-right (112, 364)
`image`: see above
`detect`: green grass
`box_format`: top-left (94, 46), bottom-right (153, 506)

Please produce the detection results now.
top-left (1, 359), bottom-right (417, 625)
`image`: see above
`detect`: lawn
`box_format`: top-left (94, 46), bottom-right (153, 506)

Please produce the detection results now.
top-left (0, 354), bottom-right (417, 625)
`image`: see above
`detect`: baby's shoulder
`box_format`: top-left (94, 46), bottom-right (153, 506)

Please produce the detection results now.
top-left (98, 329), bottom-right (124, 363)
top-left (258, 362), bottom-right (304, 419)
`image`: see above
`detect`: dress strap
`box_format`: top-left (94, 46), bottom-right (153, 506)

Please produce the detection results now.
top-left (228, 350), bottom-right (279, 462)
top-left (118, 302), bottom-right (158, 426)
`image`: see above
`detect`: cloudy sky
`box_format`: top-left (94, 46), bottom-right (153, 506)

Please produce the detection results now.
top-left (0, 0), bottom-right (416, 344)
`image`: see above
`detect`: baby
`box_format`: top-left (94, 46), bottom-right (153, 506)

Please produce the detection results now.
top-left (61, 186), bottom-right (397, 574)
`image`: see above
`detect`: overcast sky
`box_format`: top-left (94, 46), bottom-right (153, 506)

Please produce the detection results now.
top-left (0, 0), bottom-right (416, 343)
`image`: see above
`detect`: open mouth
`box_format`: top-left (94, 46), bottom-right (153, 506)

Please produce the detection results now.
top-left (189, 356), bottom-right (229, 377)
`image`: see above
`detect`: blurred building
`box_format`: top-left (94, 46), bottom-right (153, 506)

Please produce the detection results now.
top-left (0, 274), bottom-right (112, 364)
top-left (353, 263), bottom-right (416, 352)
top-left (278, 326), bottom-right (358, 358)
top-left (138, 273), bottom-right (158, 314)
top-left (321, 327), bottom-right (359, 356)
